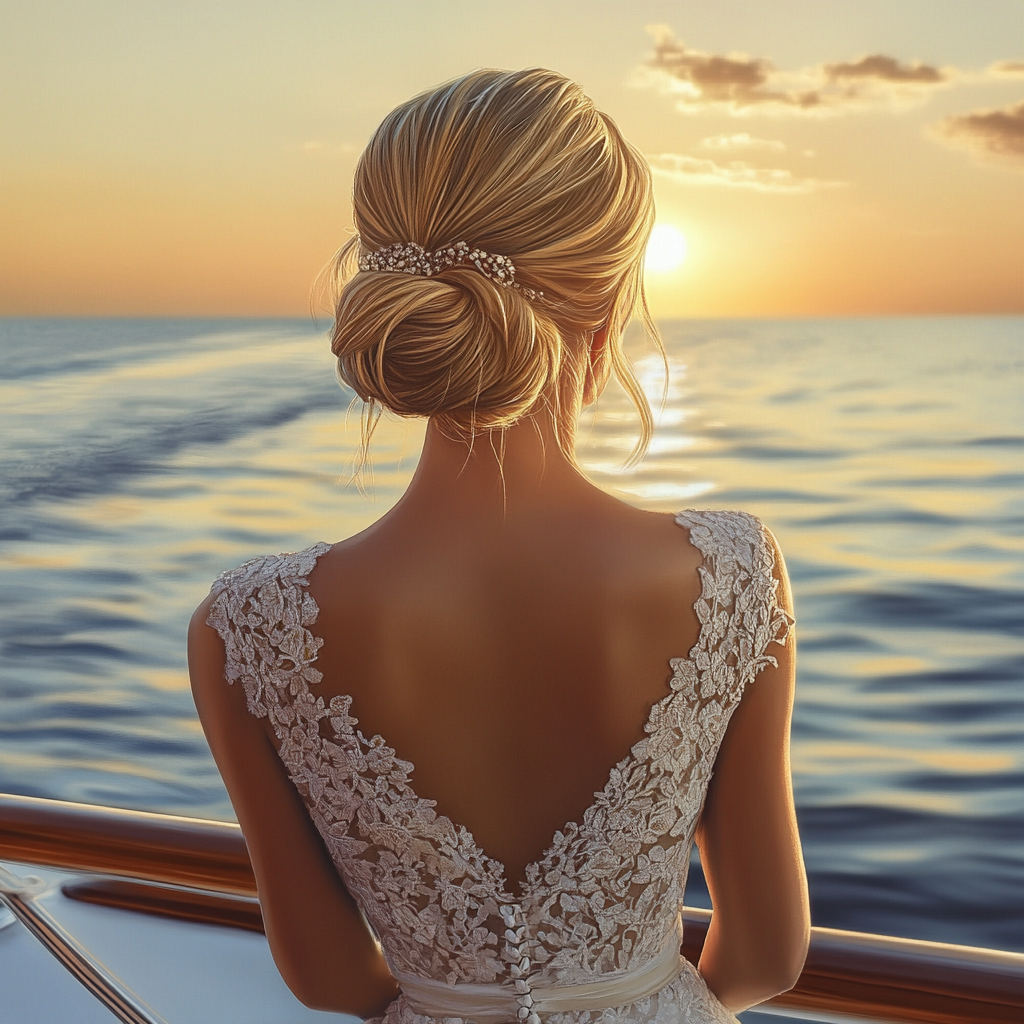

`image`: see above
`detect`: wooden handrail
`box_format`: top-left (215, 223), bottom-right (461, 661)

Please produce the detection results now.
top-left (0, 792), bottom-right (254, 896)
top-left (2, 793), bottom-right (1022, 1023)
top-left (679, 907), bottom-right (1024, 1024)
top-left (62, 877), bottom-right (265, 933)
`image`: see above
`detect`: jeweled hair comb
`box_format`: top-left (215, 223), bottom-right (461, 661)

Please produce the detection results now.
top-left (358, 241), bottom-right (542, 300)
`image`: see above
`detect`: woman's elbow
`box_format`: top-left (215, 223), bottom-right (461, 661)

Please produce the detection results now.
top-left (284, 968), bottom-right (397, 1019)
top-left (756, 908), bottom-right (810, 991)
top-left (765, 935), bottom-right (808, 996)
top-left (272, 957), bottom-right (337, 1014)
top-left (702, 915), bottom-right (810, 1011)
top-left (746, 927), bottom-right (810, 1005)
top-left (271, 938), bottom-right (399, 1018)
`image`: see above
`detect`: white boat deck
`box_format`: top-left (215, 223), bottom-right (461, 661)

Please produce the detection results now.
top-left (0, 862), bottom-right (356, 1024)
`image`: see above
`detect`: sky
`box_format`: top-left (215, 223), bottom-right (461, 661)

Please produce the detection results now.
top-left (1, 1), bottom-right (1022, 318)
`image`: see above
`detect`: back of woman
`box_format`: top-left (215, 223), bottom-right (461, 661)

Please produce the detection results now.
top-left (190, 68), bottom-right (809, 1024)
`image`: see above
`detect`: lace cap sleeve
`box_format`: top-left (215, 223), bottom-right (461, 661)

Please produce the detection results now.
top-left (204, 543), bottom-right (331, 719)
top-left (676, 509), bottom-right (793, 693)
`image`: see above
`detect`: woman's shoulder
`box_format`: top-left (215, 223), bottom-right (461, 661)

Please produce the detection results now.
top-left (675, 507), bottom-right (792, 630)
top-left (675, 505), bottom-right (774, 535)
top-left (190, 540), bottom-right (332, 719)
top-left (675, 507), bottom-right (784, 567)
top-left (207, 540), bottom-right (333, 601)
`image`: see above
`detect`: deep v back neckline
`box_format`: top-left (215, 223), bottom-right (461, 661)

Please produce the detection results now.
top-left (207, 507), bottom-right (790, 990)
top-left (296, 515), bottom-right (714, 900)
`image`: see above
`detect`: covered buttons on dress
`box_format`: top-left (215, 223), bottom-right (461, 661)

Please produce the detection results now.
top-left (500, 903), bottom-right (540, 1024)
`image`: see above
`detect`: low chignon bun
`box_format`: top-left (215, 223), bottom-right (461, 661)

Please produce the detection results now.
top-left (332, 256), bottom-right (561, 432)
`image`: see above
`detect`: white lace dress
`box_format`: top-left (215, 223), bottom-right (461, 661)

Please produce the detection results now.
top-left (207, 510), bottom-right (792, 1024)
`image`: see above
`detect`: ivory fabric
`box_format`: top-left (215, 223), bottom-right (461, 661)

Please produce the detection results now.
top-left (207, 510), bottom-right (792, 1024)
top-left (394, 917), bottom-right (686, 1018)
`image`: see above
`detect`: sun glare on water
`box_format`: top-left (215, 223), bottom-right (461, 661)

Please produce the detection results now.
top-left (645, 224), bottom-right (688, 273)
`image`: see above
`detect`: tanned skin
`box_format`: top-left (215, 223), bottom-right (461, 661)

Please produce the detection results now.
top-left (189, 332), bottom-right (809, 1016)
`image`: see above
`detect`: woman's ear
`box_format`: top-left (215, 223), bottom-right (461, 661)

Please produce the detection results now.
top-left (582, 324), bottom-right (612, 407)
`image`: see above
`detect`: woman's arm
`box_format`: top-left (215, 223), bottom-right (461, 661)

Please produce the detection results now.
top-left (695, 538), bottom-right (809, 1012)
top-left (188, 596), bottom-right (400, 1017)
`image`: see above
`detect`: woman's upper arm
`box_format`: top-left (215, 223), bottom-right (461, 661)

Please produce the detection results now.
top-left (694, 533), bottom-right (809, 1011)
top-left (187, 595), bottom-right (398, 1017)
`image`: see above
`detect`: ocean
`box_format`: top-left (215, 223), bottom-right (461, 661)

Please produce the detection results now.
top-left (1, 316), bottom-right (1021, 954)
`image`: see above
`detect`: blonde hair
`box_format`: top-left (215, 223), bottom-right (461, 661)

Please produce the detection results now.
top-left (325, 68), bottom-right (662, 464)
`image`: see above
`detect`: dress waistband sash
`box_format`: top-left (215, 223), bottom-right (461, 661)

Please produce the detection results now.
top-left (394, 920), bottom-right (685, 1020)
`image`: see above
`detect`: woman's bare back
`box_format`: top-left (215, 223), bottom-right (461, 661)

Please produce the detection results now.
top-left (194, 494), bottom-right (801, 1021)
top-left (305, 501), bottom-right (705, 892)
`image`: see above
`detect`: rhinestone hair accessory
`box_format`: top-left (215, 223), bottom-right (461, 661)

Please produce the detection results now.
top-left (358, 241), bottom-right (543, 300)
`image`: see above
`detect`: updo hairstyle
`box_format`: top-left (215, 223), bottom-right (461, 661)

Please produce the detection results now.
top-left (327, 68), bottom-right (661, 462)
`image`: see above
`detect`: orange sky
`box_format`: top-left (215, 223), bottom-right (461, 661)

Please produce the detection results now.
top-left (1, 1), bottom-right (1022, 317)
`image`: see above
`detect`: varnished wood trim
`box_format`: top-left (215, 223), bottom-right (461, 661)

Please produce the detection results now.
top-left (62, 878), bottom-right (265, 934)
top-left (681, 907), bottom-right (1024, 1024)
top-left (0, 793), bottom-right (255, 895)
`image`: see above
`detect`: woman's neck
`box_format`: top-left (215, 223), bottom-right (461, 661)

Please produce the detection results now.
top-left (386, 414), bottom-right (605, 530)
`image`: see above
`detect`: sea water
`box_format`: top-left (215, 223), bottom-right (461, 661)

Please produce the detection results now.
top-left (0, 316), bottom-right (1021, 952)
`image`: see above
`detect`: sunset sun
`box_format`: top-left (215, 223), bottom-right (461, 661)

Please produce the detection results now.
top-left (645, 223), bottom-right (688, 273)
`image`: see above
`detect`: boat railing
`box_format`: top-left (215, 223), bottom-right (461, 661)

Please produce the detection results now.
top-left (1, 792), bottom-right (1021, 1024)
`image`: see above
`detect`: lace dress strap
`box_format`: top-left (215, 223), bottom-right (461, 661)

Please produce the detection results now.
top-left (674, 509), bottom-right (793, 700)
top-left (205, 542), bottom-right (331, 719)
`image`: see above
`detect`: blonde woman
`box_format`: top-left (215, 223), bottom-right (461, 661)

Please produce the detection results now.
top-left (189, 69), bottom-right (809, 1023)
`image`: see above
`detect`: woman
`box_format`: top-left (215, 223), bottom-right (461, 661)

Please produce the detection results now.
top-left (189, 68), bottom-right (809, 1023)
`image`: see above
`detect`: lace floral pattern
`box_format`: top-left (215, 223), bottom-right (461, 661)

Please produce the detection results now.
top-left (207, 510), bottom-right (791, 1024)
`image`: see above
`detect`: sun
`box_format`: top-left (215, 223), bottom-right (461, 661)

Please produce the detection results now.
top-left (645, 224), bottom-right (688, 273)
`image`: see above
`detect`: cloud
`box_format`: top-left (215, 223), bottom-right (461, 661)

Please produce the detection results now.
top-left (702, 133), bottom-right (786, 151)
top-left (644, 28), bottom-right (821, 112)
top-left (989, 60), bottom-right (1024, 78)
top-left (649, 153), bottom-right (844, 193)
top-left (824, 54), bottom-right (946, 84)
top-left (934, 100), bottom-right (1024, 163)
top-left (642, 27), bottom-right (953, 116)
